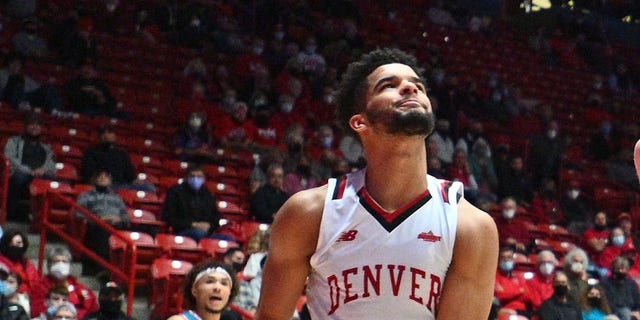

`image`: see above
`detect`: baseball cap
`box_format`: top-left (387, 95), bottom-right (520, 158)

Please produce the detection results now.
top-left (617, 212), bottom-right (631, 222)
top-left (99, 281), bottom-right (123, 296)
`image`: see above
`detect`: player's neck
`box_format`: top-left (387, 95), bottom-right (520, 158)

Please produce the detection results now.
top-left (363, 140), bottom-right (428, 212)
top-left (193, 307), bottom-right (222, 320)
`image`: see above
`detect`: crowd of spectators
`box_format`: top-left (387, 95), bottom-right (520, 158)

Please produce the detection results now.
top-left (0, 0), bottom-right (639, 319)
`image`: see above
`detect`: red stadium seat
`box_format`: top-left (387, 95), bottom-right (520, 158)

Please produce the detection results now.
top-left (109, 231), bottom-right (161, 286)
top-left (199, 238), bottom-right (240, 260)
top-left (155, 233), bottom-right (203, 264)
top-left (150, 258), bottom-right (193, 320)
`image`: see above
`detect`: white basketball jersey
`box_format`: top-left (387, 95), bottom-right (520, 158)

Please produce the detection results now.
top-left (307, 169), bottom-right (462, 319)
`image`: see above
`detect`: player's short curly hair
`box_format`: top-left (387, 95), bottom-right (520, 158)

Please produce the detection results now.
top-left (335, 47), bottom-right (424, 135)
top-left (182, 259), bottom-right (239, 310)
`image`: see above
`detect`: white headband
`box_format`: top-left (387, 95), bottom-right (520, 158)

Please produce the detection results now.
top-left (194, 267), bottom-right (232, 287)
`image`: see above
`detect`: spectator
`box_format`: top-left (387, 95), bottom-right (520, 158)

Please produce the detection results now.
top-left (0, 52), bottom-right (63, 113)
top-left (598, 227), bottom-right (635, 271)
top-left (338, 134), bottom-right (364, 169)
top-left (497, 155), bottom-right (534, 205)
top-left (172, 111), bottom-right (217, 164)
top-left (307, 124), bottom-right (342, 162)
top-left (447, 148), bottom-right (478, 203)
top-left (250, 163), bottom-right (288, 224)
top-left (495, 197), bottom-right (530, 253)
top-left (4, 113), bottom-right (56, 221)
top-left (601, 257), bottom-right (640, 320)
top-left (217, 101), bottom-right (257, 149)
top-left (296, 36), bottom-right (326, 79)
top-left (59, 17), bottom-right (98, 68)
top-left (30, 248), bottom-right (98, 319)
top-left (527, 250), bottom-right (559, 310)
top-left (0, 229), bottom-right (40, 295)
top-left (538, 271), bottom-right (582, 320)
top-left (494, 245), bottom-right (533, 317)
top-left (0, 263), bottom-right (29, 320)
top-left (83, 282), bottom-right (134, 320)
top-left (428, 119), bottom-right (455, 166)
top-left (4, 272), bottom-right (29, 317)
top-left (12, 17), bottom-right (49, 60)
top-left (528, 120), bottom-right (565, 188)
top-left (283, 154), bottom-right (319, 196)
top-left (222, 248), bottom-right (245, 274)
top-left (161, 165), bottom-right (220, 242)
top-left (616, 213), bottom-right (636, 246)
top-left (76, 170), bottom-right (130, 272)
top-left (32, 284), bottom-right (69, 320)
top-left (65, 61), bottom-right (117, 117)
top-left (80, 125), bottom-right (149, 191)
top-left (561, 179), bottom-right (593, 236)
top-left (50, 302), bottom-right (77, 320)
top-left (455, 119), bottom-right (491, 159)
top-left (579, 285), bottom-right (613, 320)
top-left (589, 118), bottom-right (620, 161)
top-left (469, 138), bottom-right (498, 193)
top-left (563, 248), bottom-right (591, 301)
top-left (530, 178), bottom-right (564, 225)
top-left (583, 211), bottom-right (611, 263)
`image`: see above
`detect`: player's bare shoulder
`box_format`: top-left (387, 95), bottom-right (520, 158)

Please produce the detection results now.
top-left (275, 184), bottom-right (328, 222)
top-left (456, 198), bottom-right (498, 244)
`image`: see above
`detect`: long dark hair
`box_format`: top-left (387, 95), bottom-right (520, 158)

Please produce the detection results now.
top-left (0, 229), bottom-right (28, 259)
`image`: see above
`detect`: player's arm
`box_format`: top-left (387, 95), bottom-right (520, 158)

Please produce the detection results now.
top-left (436, 198), bottom-right (499, 320)
top-left (254, 186), bottom-right (326, 320)
top-left (634, 139), bottom-right (640, 182)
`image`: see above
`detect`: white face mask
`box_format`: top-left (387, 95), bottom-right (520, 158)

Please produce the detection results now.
top-left (280, 102), bottom-right (293, 113)
top-left (539, 262), bottom-right (555, 276)
top-left (567, 189), bottom-right (580, 200)
top-left (502, 209), bottom-right (515, 220)
top-left (189, 117), bottom-right (202, 128)
top-left (547, 129), bottom-right (558, 139)
top-left (50, 262), bottom-right (71, 279)
top-left (570, 262), bottom-right (584, 273)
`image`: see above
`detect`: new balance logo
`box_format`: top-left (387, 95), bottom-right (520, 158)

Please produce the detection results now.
top-left (418, 231), bottom-right (442, 243)
top-left (337, 230), bottom-right (358, 242)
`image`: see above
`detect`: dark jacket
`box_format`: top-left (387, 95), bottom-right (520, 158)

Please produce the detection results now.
top-left (537, 295), bottom-right (582, 320)
top-left (162, 182), bottom-right (219, 233)
top-left (0, 296), bottom-right (29, 320)
top-left (601, 276), bottom-right (640, 311)
top-left (81, 143), bottom-right (136, 185)
top-left (82, 310), bottom-right (135, 320)
top-left (250, 184), bottom-right (289, 223)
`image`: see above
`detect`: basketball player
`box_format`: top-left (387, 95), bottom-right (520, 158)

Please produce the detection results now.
top-left (635, 139), bottom-right (640, 183)
top-left (254, 48), bottom-right (499, 319)
top-left (167, 261), bottom-right (238, 320)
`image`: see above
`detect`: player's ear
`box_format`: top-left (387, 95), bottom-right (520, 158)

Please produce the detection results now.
top-left (349, 114), bottom-right (367, 132)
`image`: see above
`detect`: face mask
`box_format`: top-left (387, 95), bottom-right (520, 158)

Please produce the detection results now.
top-left (613, 271), bottom-right (627, 280)
top-left (594, 224), bottom-right (607, 231)
top-left (189, 117), bottom-right (202, 128)
top-left (323, 94), bottom-right (334, 104)
top-left (95, 185), bottom-right (109, 193)
top-left (0, 281), bottom-right (15, 296)
top-left (280, 102), bottom-right (293, 113)
top-left (4, 245), bottom-right (25, 260)
top-left (100, 299), bottom-right (123, 315)
top-left (231, 262), bottom-right (244, 273)
top-left (539, 262), bottom-right (555, 276)
top-left (321, 137), bottom-right (333, 148)
top-left (588, 296), bottom-right (601, 307)
top-left (253, 46), bottom-right (264, 55)
top-left (47, 305), bottom-right (57, 316)
top-left (553, 285), bottom-right (568, 296)
top-left (570, 262), bottom-right (584, 273)
top-left (50, 261), bottom-right (71, 279)
top-left (499, 260), bottom-right (514, 273)
top-left (547, 129), bottom-right (557, 139)
top-left (305, 45), bottom-right (316, 54)
top-left (188, 176), bottom-right (205, 190)
top-left (613, 235), bottom-right (625, 247)
top-left (502, 209), bottom-right (515, 220)
top-left (274, 31), bottom-right (284, 40)
top-left (567, 189), bottom-right (580, 200)
top-left (190, 19), bottom-right (200, 27)
top-left (601, 124), bottom-right (612, 135)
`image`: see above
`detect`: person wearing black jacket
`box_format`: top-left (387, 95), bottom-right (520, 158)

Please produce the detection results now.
top-left (162, 165), bottom-right (220, 241)
top-left (538, 271), bottom-right (582, 320)
top-left (250, 163), bottom-right (288, 224)
top-left (601, 256), bottom-right (640, 320)
top-left (80, 125), bottom-right (137, 188)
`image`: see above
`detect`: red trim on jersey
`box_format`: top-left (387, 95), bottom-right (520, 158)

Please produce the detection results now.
top-left (440, 180), bottom-right (453, 204)
top-left (359, 186), bottom-right (431, 223)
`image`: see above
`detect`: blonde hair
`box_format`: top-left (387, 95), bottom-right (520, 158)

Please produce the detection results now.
top-left (246, 228), bottom-right (271, 255)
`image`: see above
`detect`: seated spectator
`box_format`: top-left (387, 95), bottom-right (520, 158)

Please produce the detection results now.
top-left (0, 262), bottom-right (29, 320)
top-left (563, 248), bottom-right (591, 301)
top-left (80, 125), bottom-right (152, 192)
top-left (83, 282), bottom-right (134, 320)
top-left (0, 52), bottom-right (63, 112)
top-left (161, 165), bottom-right (220, 242)
top-left (428, 119), bottom-right (455, 166)
top-left (538, 271), bottom-right (582, 320)
top-left (6, 271), bottom-right (30, 317)
top-left (469, 139), bottom-right (498, 192)
top-left (222, 247), bottom-right (246, 274)
top-left (283, 154), bottom-right (319, 196)
top-left (601, 257), bottom-right (640, 320)
top-left (76, 170), bottom-right (130, 270)
top-left (338, 134), bottom-right (364, 169)
top-left (528, 120), bottom-right (565, 187)
top-left (217, 101), bottom-right (257, 149)
top-left (427, 157), bottom-right (447, 179)
top-left (598, 227), bottom-right (635, 271)
top-left (583, 211), bottom-right (611, 263)
top-left (495, 197), bottom-right (531, 253)
top-left (12, 17), bottom-right (49, 60)
top-left (447, 148), bottom-right (478, 203)
top-left (32, 284), bottom-right (70, 320)
top-left (30, 247), bottom-right (98, 319)
top-left (561, 179), bottom-right (593, 236)
top-left (250, 163), bottom-right (288, 224)
top-left (530, 178), bottom-right (565, 225)
top-left (616, 213), bottom-right (636, 247)
top-left (59, 17), bottom-right (98, 68)
top-left (527, 250), bottom-right (559, 310)
top-left (4, 113), bottom-right (56, 221)
top-left (50, 302), bottom-right (77, 320)
top-left (495, 245), bottom-right (533, 317)
top-left (65, 61), bottom-right (117, 117)
top-left (579, 284), bottom-right (613, 320)
top-left (0, 229), bottom-right (41, 295)
top-left (172, 111), bottom-right (217, 163)
top-left (455, 119), bottom-right (491, 159)
top-left (251, 105), bottom-right (281, 152)
top-left (307, 124), bottom-right (343, 162)
top-left (497, 155), bottom-right (534, 205)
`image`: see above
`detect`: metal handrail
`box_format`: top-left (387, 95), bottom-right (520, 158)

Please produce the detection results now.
top-left (39, 191), bottom-right (138, 315)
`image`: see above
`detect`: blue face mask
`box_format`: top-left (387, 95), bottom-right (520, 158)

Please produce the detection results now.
top-left (0, 280), bottom-right (14, 296)
top-left (613, 235), bottom-right (626, 247)
top-left (500, 260), bottom-right (514, 273)
top-left (47, 305), bottom-right (57, 316)
top-left (188, 176), bottom-right (205, 190)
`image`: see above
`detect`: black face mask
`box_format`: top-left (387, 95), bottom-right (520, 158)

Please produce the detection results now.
top-left (288, 143), bottom-right (302, 153)
top-left (99, 142), bottom-right (114, 149)
top-left (594, 225), bottom-right (607, 231)
top-left (297, 165), bottom-right (311, 176)
top-left (231, 262), bottom-right (244, 273)
top-left (3, 245), bottom-right (26, 261)
top-left (588, 296), bottom-right (601, 307)
top-left (100, 299), bottom-right (122, 316)
top-left (553, 285), bottom-right (569, 296)
top-left (613, 272), bottom-right (627, 280)
top-left (95, 185), bottom-right (109, 193)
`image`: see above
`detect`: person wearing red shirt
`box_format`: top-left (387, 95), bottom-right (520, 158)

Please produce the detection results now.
top-left (495, 246), bottom-right (533, 317)
top-left (494, 197), bottom-right (531, 253)
top-left (526, 250), bottom-right (558, 311)
top-left (30, 248), bottom-right (98, 319)
top-left (530, 178), bottom-right (565, 225)
top-left (0, 229), bottom-right (41, 295)
top-left (583, 211), bottom-right (611, 262)
top-left (217, 101), bottom-right (257, 149)
top-left (598, 226), bottom-right (636, 271)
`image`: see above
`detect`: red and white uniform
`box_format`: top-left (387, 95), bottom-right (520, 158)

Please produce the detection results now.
top-left (307, 169), bottom-right (462, 319)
